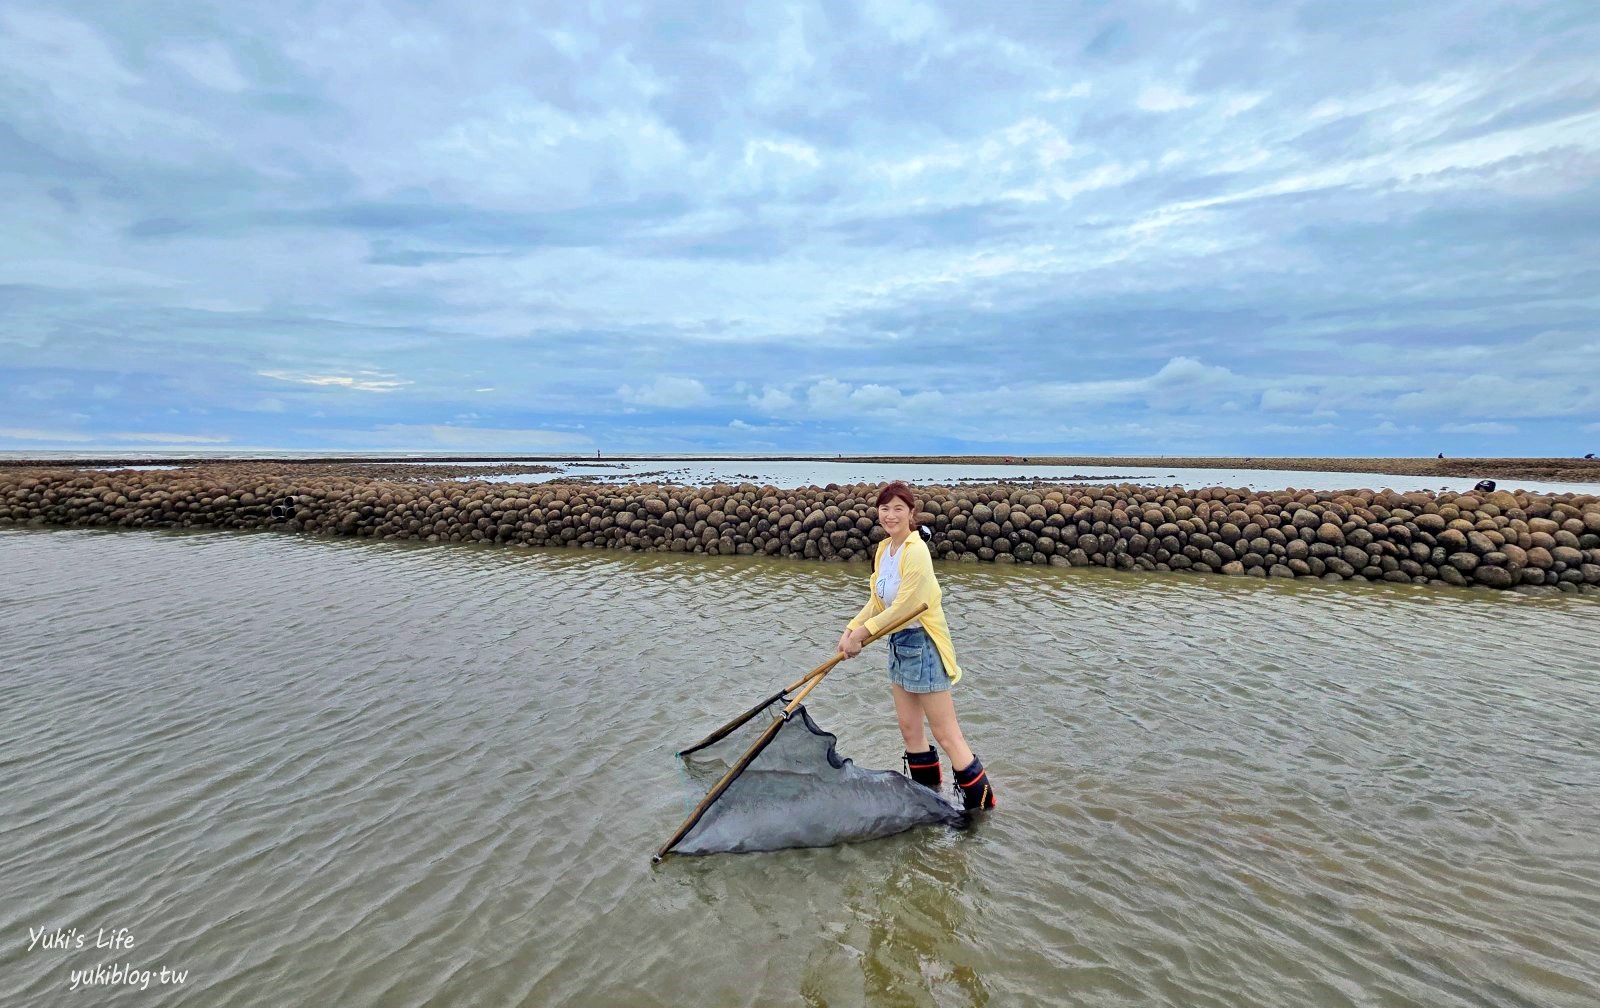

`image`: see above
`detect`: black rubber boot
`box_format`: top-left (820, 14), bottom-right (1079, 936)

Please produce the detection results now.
top-left (903, 746), bottom-right (942, 791)
top-left (953, 755), bottom-right (997, 811)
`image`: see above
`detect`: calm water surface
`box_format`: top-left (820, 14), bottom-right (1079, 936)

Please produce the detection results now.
top-left (1, 527), bottom-right (1598, 1007)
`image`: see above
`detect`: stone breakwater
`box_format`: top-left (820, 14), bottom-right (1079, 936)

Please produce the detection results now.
top-left (4, 466), bottom-right (1599, 595)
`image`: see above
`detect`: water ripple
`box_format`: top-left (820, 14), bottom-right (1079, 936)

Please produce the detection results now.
top-left (1, 526), bottom-right (1597, 1007)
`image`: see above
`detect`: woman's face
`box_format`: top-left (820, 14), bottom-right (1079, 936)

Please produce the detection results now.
top-left (877, 497), bottom-right (912, 536)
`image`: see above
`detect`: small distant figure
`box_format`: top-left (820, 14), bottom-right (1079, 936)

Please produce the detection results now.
top-left (1437, 452), bottom-right (1445, 459)
top-left (1474, 479), bottom-right (1496, 493)
top-left (596, 450), bottom-right (601, 459)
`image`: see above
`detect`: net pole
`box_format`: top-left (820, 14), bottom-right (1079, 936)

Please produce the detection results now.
top-left (675, 661), bottom-right (836, 758)
top-left (653, 603), bottom-right (927, 862)
top-left (653, 711), bottom-right (787, 863)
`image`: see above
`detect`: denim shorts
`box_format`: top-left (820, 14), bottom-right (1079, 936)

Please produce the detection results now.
top-left (888, 627), bottom-right (952, 693)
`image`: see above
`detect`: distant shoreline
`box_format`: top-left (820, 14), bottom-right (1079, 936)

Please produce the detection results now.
top-left (2, 454), bottom-right (1598, 483)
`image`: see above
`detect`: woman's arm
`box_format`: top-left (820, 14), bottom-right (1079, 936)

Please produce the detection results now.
top-left (863, 542), bottom-right (933, 636)
top-left (841, 546), bottom-right (885, 655)
top-left (841, 583), bottom-right (883, 656)
top-left (846, 594), bottom-right (881, 632)
top-left (845, 542), bottom-right (883, 631)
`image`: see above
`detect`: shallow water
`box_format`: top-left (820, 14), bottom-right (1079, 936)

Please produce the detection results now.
top-left (2, 527), bottom-right (1598, 1008)
top-left (452, 458), bottom-right (1600, 496)
top-left (20, 452), bottom-right (1600, 494)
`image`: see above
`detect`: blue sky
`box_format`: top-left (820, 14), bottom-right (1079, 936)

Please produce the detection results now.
top-left (3, 1), bottom-right (1598, 456)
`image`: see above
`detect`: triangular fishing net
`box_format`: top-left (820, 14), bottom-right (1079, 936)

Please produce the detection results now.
top-left (668, 702), bottom-right (967, 856)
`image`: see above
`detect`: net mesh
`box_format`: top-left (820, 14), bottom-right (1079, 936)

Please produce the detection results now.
top-left (671, 702), bottom-right (966, 856)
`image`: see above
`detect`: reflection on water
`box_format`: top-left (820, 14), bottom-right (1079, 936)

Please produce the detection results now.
top-left (1, 526), bottom-right (1597, 1007)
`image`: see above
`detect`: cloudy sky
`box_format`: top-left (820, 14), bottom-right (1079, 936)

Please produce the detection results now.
top-left (3, 1), bottom-right (1598, 456)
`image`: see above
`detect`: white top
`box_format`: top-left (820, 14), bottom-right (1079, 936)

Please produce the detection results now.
top-left (874, 539), bottom-right (922, 628)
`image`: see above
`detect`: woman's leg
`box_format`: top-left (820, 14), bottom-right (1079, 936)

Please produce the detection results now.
top-left (918, 690), bottom-right (975, 771)
top-left (891, 684), bottom-right (929, 751)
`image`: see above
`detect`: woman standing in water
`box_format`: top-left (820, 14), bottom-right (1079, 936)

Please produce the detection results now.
top-left (838, 481), bottom-right (997, 811)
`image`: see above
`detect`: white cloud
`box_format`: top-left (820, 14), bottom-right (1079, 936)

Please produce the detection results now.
top-left (420, 425), bottom-right (587, 449)
top-left (1259, 422), bottom-right (1338, 434)
top-left (1012, 357), bottom-right (1239, 411)
top-left (425, 95), bottom-right (688, 202)
top-left (1160, 103), bottom-right (1600, 221)
top-left (4, 4), bottom-right (1597, 458)
top-left (861, 0), bottom-right (946, 45)
top-left (258, 370), bottom-right (411, 392)
top-left (1136, 84), bottom-right (1199, 112)
top-left (1042, 83), bottom-right (1092, 102)
top-left (0, 9), bottom-right (228, 166)
top-left (876, 117), bottom-right (1076, 191)
top-left (0, 428), bottom-right (230, 444)
top-left (728, 418), bottom-right (798, 433)
top-left (1222, 93), bottom-right (1264, 117)
top-left (1393, 371), bottom-right (1599, 419)
top-left (1439, 422), bottom-right (1518, 435)
top-left (1368, 421), bottom-right (1422, 435)
top-left (1307, 76), bottom-right (1475, 124)
top-left (308, 424), bottom-right (591, 450)
top-left (847, 383), bottom-right (904, 411)
top-left (616, 376), bottom-right (711, 408)
top-left (1260, 389), bottom-right (1316, 412)
top-left (737, 137), bottom-right (824, 194)
top-left (747, 379), bottom-right (942, 418)
top-left (743, 138), bottom-right (820, 170)
top-left (1150, 356), bottom-right (1234, 388)
top-left (748, 387), bottom-right (797, 413)
top-left (543, 28), bottom-right (591, 62)
top-left (112, 432), bottom-right (231, 443)
top-left (805, 378), bottom-right (852, 413)
top-left (162, 40), bottom-right (249, 92)
top-left (0, 427), bottom-right (94, 442)
top-left (804, 378), bottom-right (941, 416)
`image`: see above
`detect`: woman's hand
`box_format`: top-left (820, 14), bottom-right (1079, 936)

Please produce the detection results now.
top-left (840, 627), bottom-right (868, 658)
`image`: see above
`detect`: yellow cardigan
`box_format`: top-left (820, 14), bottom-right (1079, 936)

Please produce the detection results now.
top-left (847, 534), bottom-right (964, 685)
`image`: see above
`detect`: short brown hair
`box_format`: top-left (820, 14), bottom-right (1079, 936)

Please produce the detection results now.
top-left (875, 481), bottom-right (915, 511)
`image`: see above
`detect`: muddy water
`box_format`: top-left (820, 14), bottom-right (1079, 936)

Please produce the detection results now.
top-left (1, 527), bottom-right (1597, 1007)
